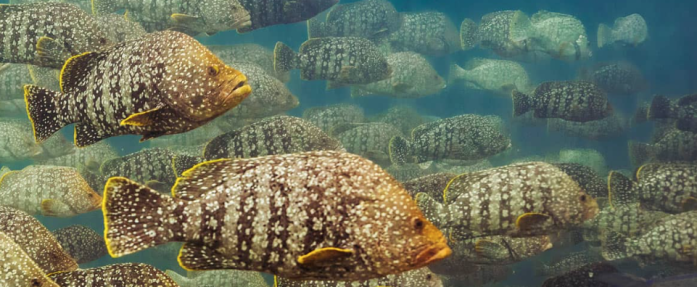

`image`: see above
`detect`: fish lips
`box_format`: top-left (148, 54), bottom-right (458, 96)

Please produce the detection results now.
top-left (413, 238), bottom-right (452, 267)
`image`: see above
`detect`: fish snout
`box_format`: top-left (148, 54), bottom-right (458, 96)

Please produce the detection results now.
top-left (414, 237), bottom-right (452, 267)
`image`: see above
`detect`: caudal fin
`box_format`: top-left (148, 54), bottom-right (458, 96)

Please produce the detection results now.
top-left (597, 24), bottom-right (612, 48)
top-left (607, 171), bottom-right (636, 208)
top-left (512, 90), bottom-right (532, 117)
top-left (628, 141), bottom-right (654, 167)
top-left (601, 231), bottom-right (630, 261)
top-left (273, 42), bottom-right (298, 75)
top-left (647, 95), bottom-right (673, 120)
top-left (103, 177), bottom-right (185, 258)
top-left (460, 18), bottom-right (478, 50)
top-left (24, 85), bottom-right (72, 143)
top-left (388, 136), bottom-right (413, 165)
top-left (448, 64), bottom-right (467, 85)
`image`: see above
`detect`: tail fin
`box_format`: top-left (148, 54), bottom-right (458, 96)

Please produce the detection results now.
top-left (24, 85), bottom-right (72, 143)
top-left (273, 42), bottom-right (298, 75)
top-left (448, 64), bottom-right (467, 85)
top-left (388, 136), bottom-right (413, 165)
top-left (647, 95), bottom-right (673, 119)
top-left (601, 231), bottom-right (630, 261)
top-left (607, 171), bottom-right (636, 208)
top-left (103, 177), bottom-right (185, 258)
top-left (459, 18), bottom-right (478, 50)
top-left (597, 24), bottom-right (612, 48)
top-left (91, 0), bottom-right (118, 15)
top-left (307, 17), bottom-right (328, 39)
top-left (628, 141), bottom-right (654, 167)
top-left (512, 90), bottom-right (532, 117)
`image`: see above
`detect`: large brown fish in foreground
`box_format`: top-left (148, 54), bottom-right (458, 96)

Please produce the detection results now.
top-left (24, 30), bottom-right (251, 147)
top-left (103, 151), bottom-right (451, 280)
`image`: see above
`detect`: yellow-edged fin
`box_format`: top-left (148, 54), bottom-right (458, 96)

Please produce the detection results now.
top-left (0, 170), bottom-right (16, 187)
top-left (102, 177), bottom-right (127, 258)
top-left (60, 51), bottom-right (97, 93)
top-left (273, 276), bottom-right (278, 287)
top-left (474, 239), bottom-right (501, 258)
top-left (515, 213), bottom-right (550, 231)
top-left (297, 247), bottom-right (353, 266)
top-left (177, 244), bottom-right (195, 271)
top-left (607, 171), bottom-right (614, 209)
top-left (171, 158), bottom-right (232, 199)
top-left (681, 197), bottom-right (697, 212)
top-left (120, 107), bottom-right (162, 127)
top-left (41, 199), bottom-right (69, 217)
top-left (23, 85), bottom-right (39, 142)
top-left (36, 36), bottom-right (67, 63)
top-left (171, 13), bottom-right (200, 25)
top-left (635, 164), bottom-right (647, 181)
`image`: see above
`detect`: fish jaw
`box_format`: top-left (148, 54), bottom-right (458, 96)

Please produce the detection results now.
top-left (221, 73), bottom-right (252, 111)
top-left (413, 237), bottom-right (452, 267)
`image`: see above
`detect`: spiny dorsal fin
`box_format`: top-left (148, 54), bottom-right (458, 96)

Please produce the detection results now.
top-left (172, 159), bottom-right (232, 200)
top-left (60, 52), bottom-right (102, 93)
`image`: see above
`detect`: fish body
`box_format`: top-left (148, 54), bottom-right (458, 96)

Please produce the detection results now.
top-left (237, 0), bottom-right (338, 33)
top-left (274, 37), bottom-right (391, 86)
top-left (24, 30), bottom-right (252, 147)
top-left (578, 62), bottom-right (646, 95)
top-left (647, 94), bottom-right (697, 133)
top-left (302, 104), bottom-right (365, 133)
top-left (385, 12), bottom-right (460, 55)
top-left (530, 10), bottom-right (592, 61)
top-left (551, 163), bottom-right (606, 198)
top-left (609, 163), bottom-right (696, 214)
top-left (96, 14), bottom-right (147, 43)
top-left (441, 264), bottom-right (512, 286)
top-left (203, 116), bottom-right (343, 160)
top-left (629, 130), bottom-right (697, 166)
top-left (0, 119), bottom-right (42, 162)
top-left (331, 122), bottom-right (403, 166)
top-left (385, 162), bottom-right (438, 182)
top-left (0, 3), bottom-right (111, 68)
top-left (275, 267), bottom-right (443, 287)
top-left (0, 63), bottom-right (32, 100)
top-left (389, 114), bottom-right (511, 164)
top-left (37, 141), bottom-right (118, 170)
top-left (449, 58), bottom-right (531, 96)
top-left (99, 147), bottom-right (178, 189)
top-left (537, 250), bottom-right (605, 278)
top-left (402, 172), bottom-right (456, 198)
top-left (0, 206), bottom-right (78, 274)
top-left (49, 263), bottom-right (179, 286)
top-left (598, 14), bottom-right (648, 48)
top-left (149, 121), bottom-right (226, 149)
top-left (416, 162), bottom-right (599, 238)
top-left (222, 62), bottom-right (298, 119)
top-left (52, 225), bottom-right (107, 264)
top-left (307, 0), bottom-right (401, 39)
top-left (209, 44), bottom-right (290, 82)
top-left (582, 203), bottom-right (668, 242)
top-left (0, 165), bottom-right (102, 217)
top-left (103, 151), bottom-right (451, 280)
top-left (351, 52), bottom-right (445, 98)
top-left (0, 231), bottom-right (60, 287)
top-left (166, 270), bottom-right (269, 287)
top-left (461, 11), bottom-right (537, 59)
top-left (513, 81), bottom-right (613, 122)
top-left (547, 113), bottom-right (629, 140)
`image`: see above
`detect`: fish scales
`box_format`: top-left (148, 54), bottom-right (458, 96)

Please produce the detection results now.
top-left (0, 231), bottom-right (60, 287)
top-left (302, 104), bottom-right (365, 133)
top-left (309, 0), bottom-right (401, 39)
top-left (513, 81), bottom-right (613, 122)
top-left (52, 225), bottom-right (108, 264)
top-left (166, 270), bottom-right (269, 287)
top-left (49, 263), bottom-right (179, 286)
top-left (238, 0), bottom-right (337, 33)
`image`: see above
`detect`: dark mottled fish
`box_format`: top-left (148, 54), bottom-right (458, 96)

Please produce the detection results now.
top-left (389, 114), bottom-right (511, 164)
top-left (166, 270), bottom-right (268, 287)
top-left (274, 37), bottom-right (391, 87)
top-left (52, 225), bottom-right (107, 264)
top-left (416, 162), bottom-right (599, 238)
top-left (402, 172), bottom-right (456, 198)
top-left (0, 206), bottom-right (78, 275)
top-left (608, 163), bottom-right (696, 213)
top-left (513, 81), bottom-right (613, 122)
top-left (100, 147), bottom-right (179, 190)
top-left (647, 94), bottom-right (696, 133)
top-left (628, 129), bottom-right (696, 166)
top-left (581, 202), bottom-right (668, 242)
top-left (382, 12), bottom-right (460, 55)
top-left (103, 151), bottom-right (451, 280)
top-left (24, 30), bottom-right (252, 147)
top-left (275, 267), bottom-right (443, 287)
top-left (0, 231), bottom-right (60, 287)
top-left (460, 11), bottom-right (536, 59)
top-left (237, 0), bottom-right (338, 33)
top-left (330, 122), bottom-right (403, 166)
top-left (49, 263), bottom-right (178, 287)
top-left (302, 104), bottom-right (365, 133)
top-left (208, 44), bottom-right (290, 82)
top-left (536, 250), bottom-right (605, 277)
top-left (541, 263), bottom-right (619, 287)
top-left (440, 264), bottom-right (512, 286)
top-left (547, 113), bottom-right (629, 140)
top-left (0, 165), bottom-right (102, 217)
top-left (552, 163), bottom-right (606, 198)
top-left (578, 62), bottom-right (646, 95)
top-left (0, 3), bottom-right (112, 68)
top-left (307, 0), bottom-right (401, 39)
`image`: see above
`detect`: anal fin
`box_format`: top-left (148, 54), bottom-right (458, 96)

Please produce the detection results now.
top-left (178, 243), bottom-right (237, 271)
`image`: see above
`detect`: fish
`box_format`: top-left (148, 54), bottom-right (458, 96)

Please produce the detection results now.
top-left (602, 211), bottom-right (697, 265)
top-left (530, 10), bottom-right (593, 61)
top-left (203, 116), bottom-right (343, 161)
top-left (0, 119), bottom-right (43, 162)
top-left (578, 62), bottom-right (647, 96)
top-left (0, 231), bottom-right (61, 287)
top-left (628, 129), bottom-right (696, 166)
top-left (0, 165), bottom-right (102, 217)
top-left (49, 263), bottom-right (179, 286)
top-left (536, 250), bottom-right (606, 278)
top-left (24, 30), bottom-right (252, 147)
top-left (597, 14), bottom-right (648, 48)
top-left (221, 62), bottom-right (299, 119)
top-left (460, 11), bottom-right (538, 59)
top-left (166, 270), bottom-right (269, 287)
top-left (350, 52), bottom-right (446, 98)
top-left (275, 267), bottom-right (443, 287)
top-left (9, 0), bottom-right (92, 12)
top-left (647, 94), bottom-right (697, 133)
top-left (449, 58), bottom-right (532, 96)
top-left (208, 44), bottom-right (290, 83)
top-left (558, 148), bottom-right (609, 177)
top-left (541, 262), bottom-right (619, 287)
top-left (52, 225), bottom-right (107, 264)
top-left (381, 12), bottom-right (460, 56)
top-left (274, 37), bottom-right (391, 87)
top-left (236, 0), bottom-right (338, 33)
top-left (99, 147), bottom-right (180, 191)
top-left (0, 64), bottom-right (32, 100)
top-left (608, 163), bottom-right (696, 213)
top-left (307, 0), bottom-right (402, 39)
top-left (389, 114), bottom-right (511, 164)
top-left (547, 113), bottom-right (629, 140)
top-left (0, 3), bottom-right (112, 68)
top-left (512, 81), bottom-right (614, 122)
top-left (103, 151), bottom-right (451, 280)
top-left (385, 162), bottom-right (439, 182)
top-left (95, 14), bottom-right (147, 43)
top-left (402, 172), bottom-right (457, 198)
top-left (330, 122), bottom-right (404, 166)
top-left (36, 141), bottom-right (118, 170)
top-left (551, 163), bottom-right (607, 198)
top-left (416, 162), bottom-right (599, 238)
top-left (93, 0), bottom-right (251, 36)
top-left (581, 202), bottom-right (668, 242)
top-left (302, 104), bottom-right (365, 133)
top-left (0, 206), bottom-right (78, 275)
top-left (369, 105), bottom-right (431, 136)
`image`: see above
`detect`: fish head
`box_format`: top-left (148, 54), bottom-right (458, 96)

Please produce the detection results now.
top-left (70, 178), bottom-right (103, 214)
top-left (161, 40), bottom-right (252, 122)
top-left (12, 133), bottom-right (43, 160)
top-left (200, 0), bottom-right (252, 32)
top-left (577, 192), bottom-right (600, 221)
top-left (575, 34), bottom-right (593, 59)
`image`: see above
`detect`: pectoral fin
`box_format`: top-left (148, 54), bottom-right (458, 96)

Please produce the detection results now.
top-left (297, 247), bottom-right (354, 267)
top-left (515, 213), bottom-right (550, 231)
top-left (171, 13), bottom-right (200, 25)
top-left (120, 108), bottom-right (163, 127)
top-left (41, 199), bottom-right (71, 217)
top-left (36, 36), bottom-right (71, 65)
top-left (392, 82), bottom-right (412, 93)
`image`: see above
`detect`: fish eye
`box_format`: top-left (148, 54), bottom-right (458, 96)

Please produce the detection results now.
top-left (412, 217), bottom-right (424, 230)
top-left (99, 38), bottom-right (108, 45)
top-left (580, 195), bottom-right (587, 202)
top-left (207, 65), bottom-right (219, 76)
top-left (426, 274), bottom-right (432, 280)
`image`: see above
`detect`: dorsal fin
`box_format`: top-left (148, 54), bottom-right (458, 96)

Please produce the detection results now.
top-left (60, 52), bottom-right (102, 93)
top-left (607, 171), bottom-right (636, 209)
top-left (443, 170), bottom-right (490, 204)
top-left (172, 159), bottom-right (233, 200)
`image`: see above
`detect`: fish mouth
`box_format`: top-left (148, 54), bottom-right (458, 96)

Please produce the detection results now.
top-left (222, 74), bottom-right (252, 106)
top-left (413, 238), bottom-right (452, 267)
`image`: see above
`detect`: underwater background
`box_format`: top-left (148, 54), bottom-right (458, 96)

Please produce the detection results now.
top-left (0, 0), bottom-right (695, 286)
